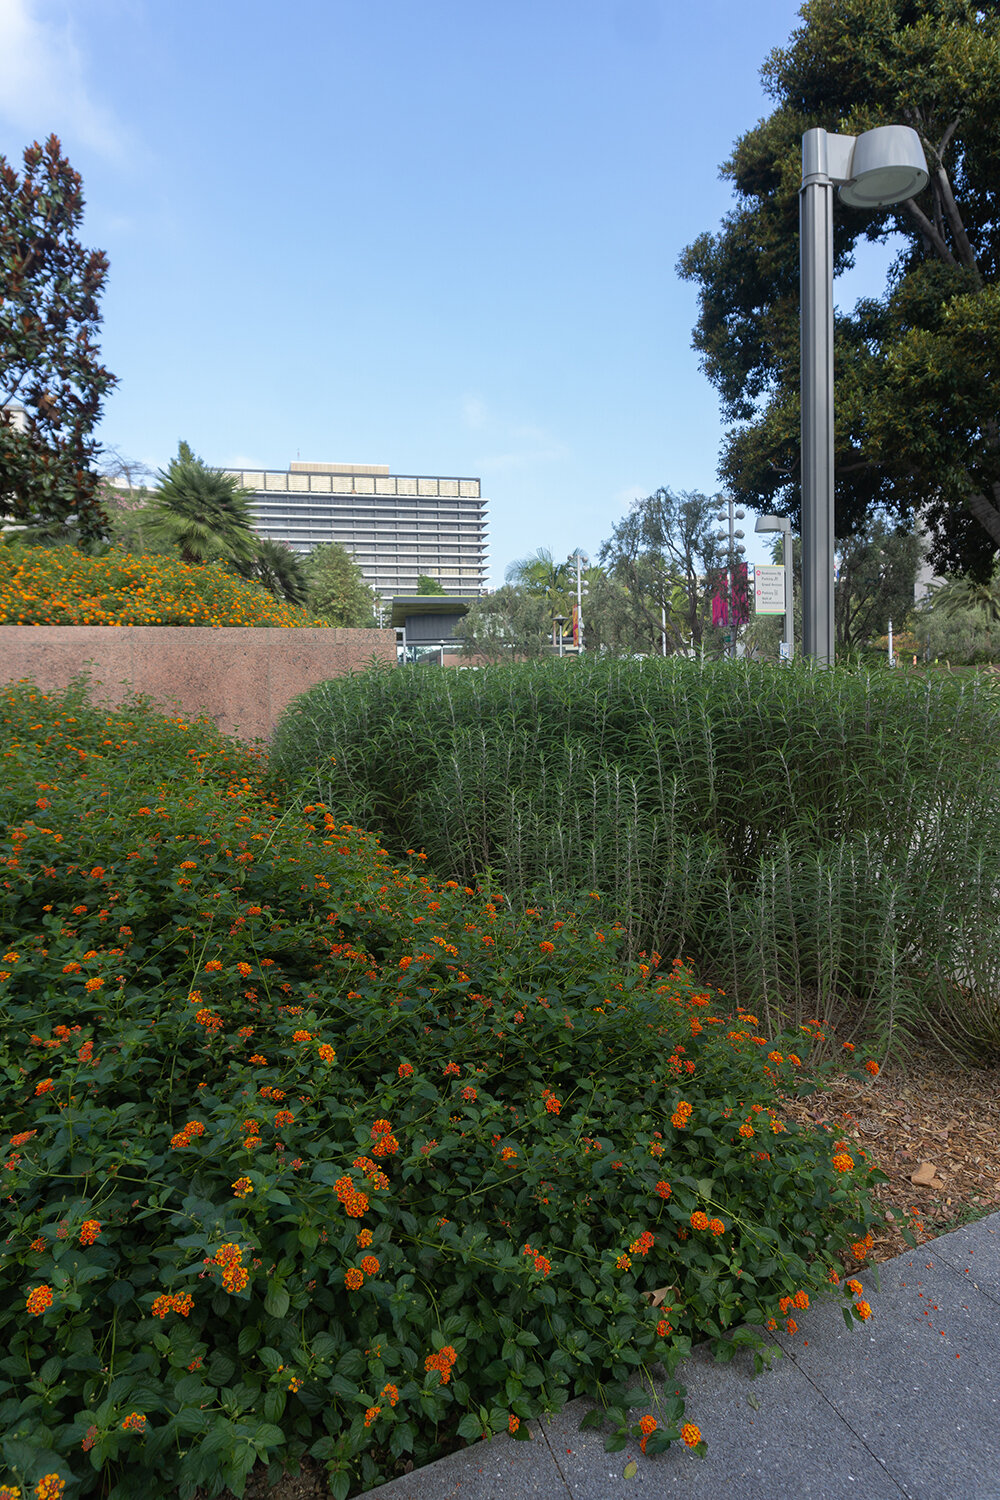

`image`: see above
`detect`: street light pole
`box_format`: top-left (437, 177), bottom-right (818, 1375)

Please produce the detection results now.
top-left (799, 125), bottom-right (928, 666)
top-left (715, 496), bottom-right (746, 658)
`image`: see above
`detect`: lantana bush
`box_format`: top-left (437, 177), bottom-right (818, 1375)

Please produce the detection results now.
top-left (0, 681), bottom-right (887, 1499)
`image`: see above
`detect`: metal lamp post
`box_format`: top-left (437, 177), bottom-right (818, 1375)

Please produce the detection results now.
top-left (553, 613), bottom-right (567, 658)
top-left (755, 513), bottom-right (794, 661)
top-left (800, 125), bottom-right (928, 666)
top-left (715, 496), bottom-right (746, 657)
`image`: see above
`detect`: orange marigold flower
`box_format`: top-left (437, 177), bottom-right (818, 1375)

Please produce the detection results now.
top-left (855, 1300), bottom-right (872, 1321)
top-left (865, 1060), bottom-right (880, 1076)
top-left (681, 1423), bottom-right (701, 1447)
top-left (26, 1284), bottom-right (53, 1316)
top-left (708, 1217), bottom-right (725, 1236)
top-left (344, 1267), bottom-right (364, 1290)
top-left (690, 1210), bottom-right (709, 1231)
top-left (832, 1153), bottom-right (854, 1172)
top-left (78, 1219), bottom-right (101, 1246)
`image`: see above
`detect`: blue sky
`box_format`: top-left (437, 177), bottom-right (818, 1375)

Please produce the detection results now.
top-left (0, 0), bottom-right (900, 584)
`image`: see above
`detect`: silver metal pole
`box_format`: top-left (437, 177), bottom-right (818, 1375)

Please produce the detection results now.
top-left (782, 528), bottom-right (794, 661)
top-left (800, 128), bottom-right (836, 667)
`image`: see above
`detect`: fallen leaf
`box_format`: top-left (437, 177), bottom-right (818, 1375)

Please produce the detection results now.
top-left (623, 1460), bottom-right (638, 1479)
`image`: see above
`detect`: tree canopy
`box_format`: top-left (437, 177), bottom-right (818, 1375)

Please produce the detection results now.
top-left (679, 0), bottom-right (1000, 580)
top-left (303, 542), bottom-right (375, 626)
top-left (0, 135), bottom-right (115, 545)
top-left (599, 489), bottom-right (725, 647)
top-left (145, 442), bottom-right (259, 569)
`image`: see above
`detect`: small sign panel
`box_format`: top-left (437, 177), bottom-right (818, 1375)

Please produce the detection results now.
top-left (754, 564), bottom-right (786, 615)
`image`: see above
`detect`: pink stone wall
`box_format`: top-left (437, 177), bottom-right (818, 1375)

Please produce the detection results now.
top-left (0, 626), bottom-right (397, 742)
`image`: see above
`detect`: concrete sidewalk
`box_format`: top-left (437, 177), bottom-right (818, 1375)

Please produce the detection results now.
top-left (371, 1213), bottom-right (1000, 1500)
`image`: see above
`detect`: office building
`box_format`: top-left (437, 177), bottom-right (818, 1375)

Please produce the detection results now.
top-left (225, 460), bottom-right (488, 597)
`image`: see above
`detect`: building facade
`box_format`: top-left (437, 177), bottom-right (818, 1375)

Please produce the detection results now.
top-left (224, 460), bottom-right (488, 597)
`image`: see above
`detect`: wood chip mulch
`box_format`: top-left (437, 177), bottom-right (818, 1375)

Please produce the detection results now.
top-left (780, 1047), bottom-right (1000, 1264)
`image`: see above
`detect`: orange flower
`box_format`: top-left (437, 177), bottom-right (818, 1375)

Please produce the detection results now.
top-left (397, 1062), bottom-right (414, 1077)
top-left (363, 1406), bottom-right (381, 1426)
top-left (78, 1219), bottom-right (101, 1246)
top-left (508, 1414), bottom-right (520, 1434)
top-left (681, 1423), bottom-right (701, 1447)
top-left (544, 1095), bottom-right (561, 1114)
top-left (690, 1210), bottom-right (709, 1231)
top-left (539, 941), bottom-right (555, 953)
top-left (360, 1255), bottom-right (380, 1277)
top-left (232, 1177), bottom-right (253, 1198)
top-left (855, 1300), bottom-right (872, 1321)
top-left (708, 1217), bottom-right (725, 1236)
top-left (344, 1267), bottom-right (364, 1290)
top-left (26, 1284), bottom-right (53, 1316)
top-left (846, 1278), bottom-right (863, 1296)
top-left (832, 1153), bottom-right (854, 1173)
top-left (34, 1079), bottom-right (54, 1096)
top-left (34, 1478), bottom-right (66, 1500)
top-left (317, 1043), bottom-right (336, 1063)
top-left (616, 1253), bottom-right (632, 1270)
top-left (655, 1180), bottom-right (672, 1200)
top-left (120, 1412), bottom-right (146, 1432)
top-left (865, 1060), bottom-right (880, 1076)
top-left (381, 1383), bottom-right (399, 1406)
top-left (83, 976), bottom-right (103, 992)
top-left (292, 1029), bottom-right (312, 1043)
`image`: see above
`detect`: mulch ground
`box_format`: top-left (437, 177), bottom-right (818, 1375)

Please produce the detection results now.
top-left (209, 1048), bottom-right (1000, 1500)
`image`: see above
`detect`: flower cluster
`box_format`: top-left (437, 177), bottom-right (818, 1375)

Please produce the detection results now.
top-left (151, 1292), bottom-right (194, 1318)
top-left (424, 1344), bottom-right (458, 1385)
top-left (203, 1243), bottom-right (249, 1294)
top-left (670, 1099), bottom-right (693, 1129)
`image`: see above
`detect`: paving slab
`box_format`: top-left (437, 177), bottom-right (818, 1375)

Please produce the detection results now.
top-left (534, 1340), bottom-right (905, 1500)
top-left (768, 1245), bottom-right (1000, 1499)
top-left (924, 1216), bottom-right (1000, 1302)
top-left (368, 1418), bottom-right (570, 1499)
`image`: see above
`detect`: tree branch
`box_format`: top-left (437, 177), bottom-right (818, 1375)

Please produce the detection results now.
top-left (935, 165), bottom-right (981, 282)
top-left (902, 198), bottom-right (956, 265)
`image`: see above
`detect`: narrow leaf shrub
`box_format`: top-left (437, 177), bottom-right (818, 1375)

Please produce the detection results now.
top-left (270, 658), bottom-right (1000, 1061)
top-left (1, 681), bottom-right (885, 1499)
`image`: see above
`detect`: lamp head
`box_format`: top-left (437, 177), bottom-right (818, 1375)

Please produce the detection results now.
top-left (839, 125), bottom-right (928, 208)
top-left (755, 514), bottom-right (790, 534)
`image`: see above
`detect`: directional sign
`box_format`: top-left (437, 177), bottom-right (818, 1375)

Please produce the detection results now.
top-left (754, 564), bottom-right (786, 615)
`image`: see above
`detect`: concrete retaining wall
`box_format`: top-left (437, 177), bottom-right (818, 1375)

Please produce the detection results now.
top-left (0, 626), bottom-right (397, 742)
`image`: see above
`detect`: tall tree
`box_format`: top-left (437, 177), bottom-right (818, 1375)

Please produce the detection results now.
top-left (303, 542), bottom-right (375, 626)
top-left (416, 574), bottom-right (447, 595)
top-left (458, 585), bottom-right (552, 661)
top-left (599, 488), bottom-right (724, 647)
top-left (145, 441), bottom-right (259, 569)
top-left (679, 0), bottom-right (1000, 580)
top-left (0, 135), bottom-right (116, 544)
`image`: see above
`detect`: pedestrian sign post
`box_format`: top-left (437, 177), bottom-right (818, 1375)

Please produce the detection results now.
top-left (754, 565), bottom-right (786, 615)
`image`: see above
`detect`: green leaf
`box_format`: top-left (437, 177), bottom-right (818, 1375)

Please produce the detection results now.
top-left (264, 1284), bottom-right (290, 1319)
top-left (623, 1460), bottom-right (638, 1478)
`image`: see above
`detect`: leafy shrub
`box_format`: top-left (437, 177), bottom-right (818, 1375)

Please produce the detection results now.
top-left (269, 657), bottom-right (1000, 1062)
top-left (0, 546), bottom-right (330, 627)
top-left (1, 681), bottom-right (885, 1499)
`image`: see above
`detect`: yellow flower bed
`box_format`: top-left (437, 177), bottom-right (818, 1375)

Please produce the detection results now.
top-left (0, 548), bottom-right (329, 627)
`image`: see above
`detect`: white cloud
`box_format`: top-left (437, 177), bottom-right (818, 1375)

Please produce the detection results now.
top-left (0, 0), bottom-right (124, 159)
top-left (459, 393), bottom-right (570, 469)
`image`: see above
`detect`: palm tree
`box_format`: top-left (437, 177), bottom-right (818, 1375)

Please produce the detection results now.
top-left (505, 547), bottom-right (578, 598)
top-left (145, 441), bottom-right (259, 570)
top-left (245, 538), bottom-right (310, 607)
